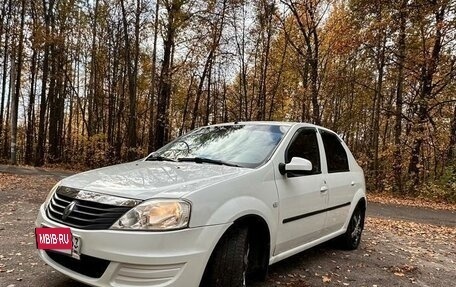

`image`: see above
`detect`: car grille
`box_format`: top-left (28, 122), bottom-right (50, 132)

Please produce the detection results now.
top-left (45, 250), bottom-right (110, 278)
top-left (46, 187), bottom-right (139, 230)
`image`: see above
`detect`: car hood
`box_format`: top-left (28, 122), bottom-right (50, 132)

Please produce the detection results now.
top-left (59, 161), bottom-right (252, 200)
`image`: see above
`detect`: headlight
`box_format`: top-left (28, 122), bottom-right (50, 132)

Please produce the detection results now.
top-left (111, 199), bottom-right (191, 231)
top-left (45, 182), bottom-right (61, 206)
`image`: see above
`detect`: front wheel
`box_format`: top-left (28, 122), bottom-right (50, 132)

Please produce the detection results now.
top-left (338, 206), bottom-right (365, 250)
top-left (202, 226), bottom-right (250, 287)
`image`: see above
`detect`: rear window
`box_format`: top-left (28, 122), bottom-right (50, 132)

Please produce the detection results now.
top-left (320, 130), bottom-right (349, 173)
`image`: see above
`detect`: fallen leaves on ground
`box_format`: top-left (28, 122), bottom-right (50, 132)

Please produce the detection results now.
top-left (40, 163), bottom-right (83, 173)
top-left (390, 264), bottom-right (418, 277)
top-left (0, 173), bottom-right (57, 287)
top-left (0, 173), bottom-right (56, 193)
top-left (322, 275), bottom-right (331, 283)
top-left (368, 193), bottom-right (456, 211)
top-left (366, 217), bottom-right (456, 243)
top-left (365, 216), bottom-right (456, 285)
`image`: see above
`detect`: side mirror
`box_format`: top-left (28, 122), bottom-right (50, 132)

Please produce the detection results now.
top-left (279, 157), bottom-right (313, 175)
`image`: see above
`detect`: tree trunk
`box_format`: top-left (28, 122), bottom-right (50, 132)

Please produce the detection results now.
top-left (393, 0), bottom-right (407, 193)
top-left (147, 0), bottom-right (160, 153)
top-left (448, 104), bottom-right (456, 162)
top-left (204, 61), bottom-right (213, 125)
top-left (87, 0), bottom-right (99, 138)
top-left (48, 5), bottom-right (66, 164)
top-left (300, 57), bottom-right (309, 122)
top-left (2, 71), bottom-right (10, 158)
top-left (0, 0), bottom-right (11, 157)
top-left (156, 0), bottom-right (183, 148)
top-left (408, 2), bottom-right (445, 186)
top-left (10, 0), bottom-right (26, 164)
top-left (269, 38), bottom-right (288, 120)
top-left (256, 1), bottom-right (273, 121)
top-left (9, 54), bottom-right (17, 164)
top-left (25, 48), bottom-right (38, 164)
top-left (370, 2), bottom-right (387, 190)
top-left (35, 0), bottom-right (55, 166)
top-left (191, 57), bottom-right (212, 130)
top-left (180, 75), bottom-right (194, 135)
top-left (47, 43), bottom-right (59, 162)
top-left (120, 0), bottom-right (140, 160)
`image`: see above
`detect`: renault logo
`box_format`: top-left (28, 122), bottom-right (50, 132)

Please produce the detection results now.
top-left (62, 201), bottom-right (77, 220)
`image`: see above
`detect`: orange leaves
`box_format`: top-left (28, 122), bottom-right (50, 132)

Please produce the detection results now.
top-left (368, 193), bottom-right (456, 211)
top-left (322, 275), bottom-right (331, 283)
top-left (365, 217), bottom-right (456, 244)
top-left (391, 264), bottom-right (417, 277)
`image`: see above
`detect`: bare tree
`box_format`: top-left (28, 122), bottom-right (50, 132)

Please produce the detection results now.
top-left (280, 0), bottom-right (328, 125)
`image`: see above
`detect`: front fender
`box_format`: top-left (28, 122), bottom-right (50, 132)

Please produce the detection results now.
top-left (202, 195), bottom-right (277, 261)
top-left (184, 164), bottom-right (279, 256)
top-left (186, 164), bottom-right (278, 227)
top-left (206, 196), bottom-right (274, 227)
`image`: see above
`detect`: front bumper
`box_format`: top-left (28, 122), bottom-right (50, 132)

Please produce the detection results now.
top-left (36, 204), bottom-right (230, 287)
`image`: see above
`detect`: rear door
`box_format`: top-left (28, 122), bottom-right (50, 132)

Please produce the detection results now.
top-left (319, 130), bottom-right (355, 235)
top-left (274, 127), bottom-right (328, 255)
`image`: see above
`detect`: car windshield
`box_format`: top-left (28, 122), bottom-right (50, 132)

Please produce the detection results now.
top-left (148, 124), bottom-right (290, 168)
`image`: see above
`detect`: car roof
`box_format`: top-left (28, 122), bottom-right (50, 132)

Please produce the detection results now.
top-left (207, 121), bottom-right (339, 137)
top-left (209, 121), bottom-right (321, 129)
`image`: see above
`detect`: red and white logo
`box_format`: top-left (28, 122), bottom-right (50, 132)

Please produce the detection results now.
top-left (35, 228), bottom-right (72, 250)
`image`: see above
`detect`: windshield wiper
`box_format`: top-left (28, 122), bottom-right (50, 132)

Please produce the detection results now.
top-left (146, 155), bottom-right (176, 162)
top-left (177, 157), bottom-right (242, 168)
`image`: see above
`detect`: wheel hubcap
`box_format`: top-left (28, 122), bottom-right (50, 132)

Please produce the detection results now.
top-left (242, 244), bottom-right (250, 287)
top-left (351, 212), bottom-right (362, 242)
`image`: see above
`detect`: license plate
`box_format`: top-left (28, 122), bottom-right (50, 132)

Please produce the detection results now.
top-left (35, 227), bottom-right (82, 260)
top-left (71, 235), bottom-right (81, 260)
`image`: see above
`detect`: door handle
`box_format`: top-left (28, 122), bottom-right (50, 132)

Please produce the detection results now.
top-left (320, 186), bottom-right (329, 193)
top-left (351, 181), bottom-right (356, 186)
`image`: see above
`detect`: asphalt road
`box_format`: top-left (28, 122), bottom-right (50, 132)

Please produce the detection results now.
top-left (0, 166), bottom-right (455, 287)
top-left (367, 201), bottom-right (456, 227)
top-left (0, 164), bottom-right (74, 179)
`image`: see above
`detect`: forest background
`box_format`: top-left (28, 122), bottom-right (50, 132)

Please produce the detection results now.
top-left (0, 0), bottom-right (455, 201)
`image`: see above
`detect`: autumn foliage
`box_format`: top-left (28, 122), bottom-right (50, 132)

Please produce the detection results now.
top-left (0, 0), bottom-right (454, 200)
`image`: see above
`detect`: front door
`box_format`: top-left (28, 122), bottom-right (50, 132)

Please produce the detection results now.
top-left (274, 128), bottom-right (328, 255)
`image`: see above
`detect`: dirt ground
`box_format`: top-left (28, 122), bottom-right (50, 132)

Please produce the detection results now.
top-left (0, 173), bottom-right (455, 287)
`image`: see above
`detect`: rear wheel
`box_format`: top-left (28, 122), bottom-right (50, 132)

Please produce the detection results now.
top-left (202, 226), bottom-right (250, 287)
top-left (338, 206), bottom-right (365, 250)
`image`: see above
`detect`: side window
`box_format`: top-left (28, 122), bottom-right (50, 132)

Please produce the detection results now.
top-left (320, 130), bottom-right (349, 173)
top-left (285, 128), bottom-right (321, 174)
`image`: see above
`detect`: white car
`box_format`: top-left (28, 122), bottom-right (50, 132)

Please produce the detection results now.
top-left (36, 122), bottom-right (366, 287)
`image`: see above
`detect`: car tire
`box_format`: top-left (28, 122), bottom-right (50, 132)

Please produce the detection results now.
top-left (338, 206), bottom-right (365, 250)
top-left (202, 225), bottom-right (250, 287)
